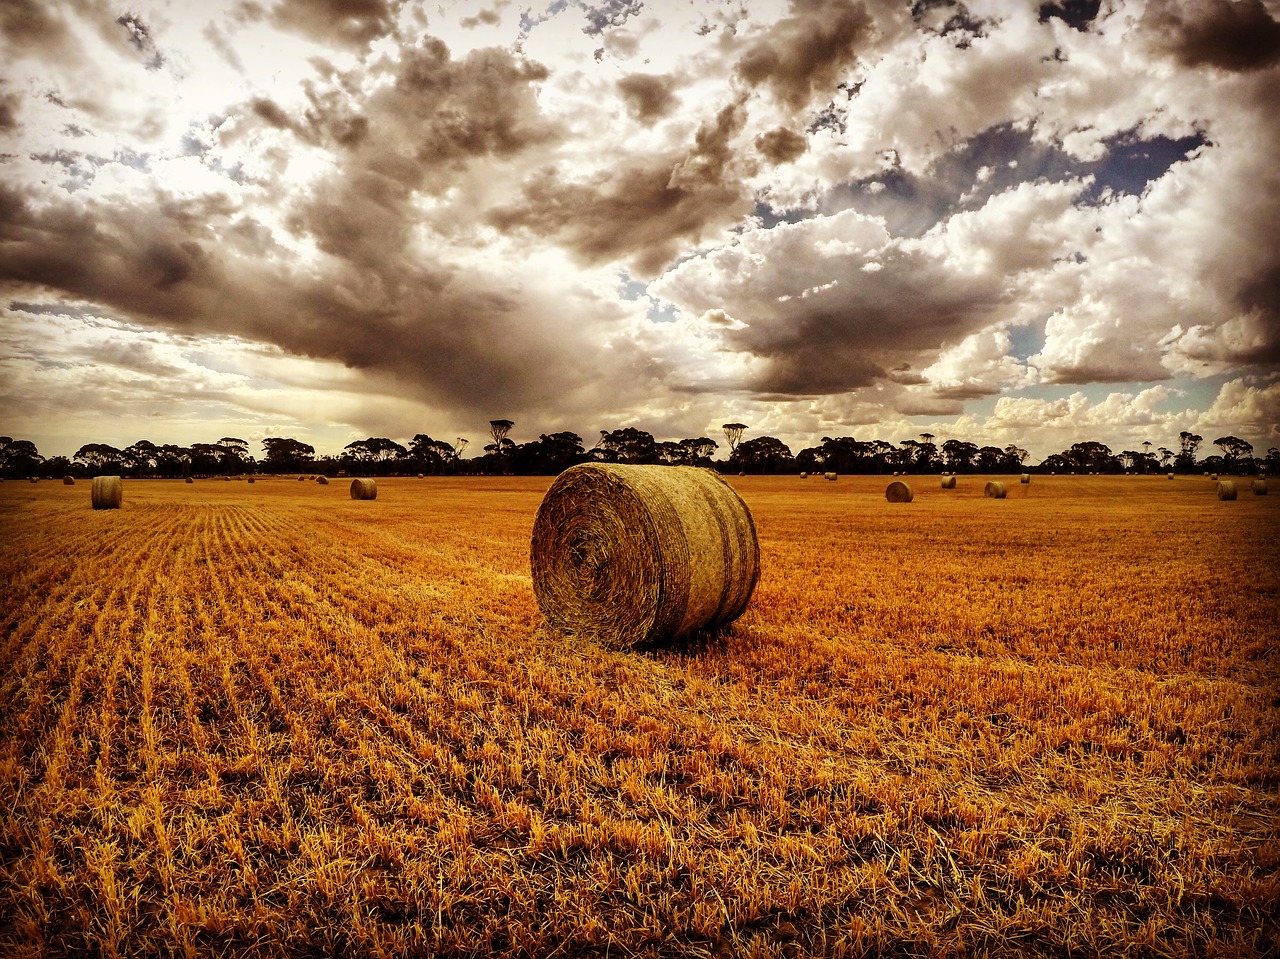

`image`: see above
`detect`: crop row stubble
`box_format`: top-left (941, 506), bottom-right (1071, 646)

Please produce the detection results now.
top-left (0, 475), bottom-right (1277, 958)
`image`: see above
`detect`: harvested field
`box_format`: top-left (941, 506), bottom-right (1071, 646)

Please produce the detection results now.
top-left (1, 475), bottom-right (1277, 957)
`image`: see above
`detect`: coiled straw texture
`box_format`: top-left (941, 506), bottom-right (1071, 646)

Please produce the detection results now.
top-left (350, 478), bottom-right (377, 500)
top-left (885, 481), bottom-right (913, 503)
top-left (530, 464), bottom-right (760, 650)
top-left (984, 481), bottom-right (1007, 499)
top-left (1217, 480), bottom-right (1237, 500)
top-left (92, 476), bottom-right (123, 510)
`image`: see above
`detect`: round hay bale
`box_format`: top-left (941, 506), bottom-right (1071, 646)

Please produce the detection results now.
top-left (317, 475), bottom-right (329, 486)
top-left (886, 481), bottom-right (913, 503)
top-left (1210, 473), bottom-right (1218, 481)
top-left (1167, 473), bottom-right (1175, 479)
top-left (1252, 479), bottom-right (1267, 495)
top-left (530, 464), bottom-right (759, 650)
top-left (91, 475), bottom-right (123, 510)
top-left (247, 477), bottom-right (255, 484)
top-left (824, 472), bottom-right (838, 481)
top-left (799, 472), bottom-right (808, 479)
top-left (1217, 480), bottom-right (1236, 500)
top-left (185, 477), bottom-right (194, 484)
top-left (298, 475), bottom-right (305, 482)
top-left (940, 475), bottom-right (956, 489)
top-left (63, 475), bottom-right (75, 485)
top-left (984, 481), bottom-right (1007, 499)
top-left (350, 478), bottom-right (377, 500)
top-left (1020, 473), bottom-right (1031, 484)
top-left (29, 477), bottom-right (38, 483)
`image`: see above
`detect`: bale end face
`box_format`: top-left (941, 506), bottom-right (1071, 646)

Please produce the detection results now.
top-left (63, 476), bottom-right (75, 485)
top-left (1217, 480), bottom-right (1237, 500)
top-left (350, 478), bottom-right (377, 500)
top-left (1020, 474), bottom-right (1030, 484)
top-left (984, 481), bottom-right (1007, 499)
top-left (530, 464), bottom-right (759, 650)
top-left (91, 476), bottom-right (123, 510)
top-left (885, 481), bottom-right (913, 503)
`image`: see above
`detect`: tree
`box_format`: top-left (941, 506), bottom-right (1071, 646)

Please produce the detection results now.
top-left (1004, 445), bottom-right (1029, 466)
top-left (942, 439), bottom-right (978, 472)
top-left (1175, 431), bottom-right (1202, 471)
top-left (262, 437), bottom-right (315, 471)
top-left (1157, 447), bottom-right (1174, 468)
top-left (722, 423), bottom-right (748, 454)
top-left (123, 439), bottom-right (160, 475)
top-left (596, 427), bottom-right (656, 464)
top-left (1, 438), bottom-right (44, 478)
top-left (733, 436), bottom-right (793, 474)
top-left (489, 420), bottom-right (514, 446)
top-left (454, 438), bottom-right (469, 459)
top-left (408, 434), bottom-right (455, 474)
top-left (345, 437), bottom-right (407, 465)
top-left (1267, 448), bottom-right (1280, 474)
top-left (73, 443), bottom-right (123, 473)
top-left (679, 437), bottom-right (718, 465)
top-left (1212, 435), bottom-right (1253, 467)
top-left (510, 432), bottom-right (585, 474)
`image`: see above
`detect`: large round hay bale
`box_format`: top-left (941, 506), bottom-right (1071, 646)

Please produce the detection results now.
top-left (91, 476), bottom-right (123, 510)
top-left (317, 475), bottom-right (329, 486)
top-left (350, 478), bottom-right (377, 500)
top-left (824, 472), bottom-right (838, 481)
top-left (940, 475), bottom-right (956, 489)
top-left (1216, 480), bottom-right (1236, 500)
top-left (1020, 473), bottom-right (1030, 484)
top-left (1252, 479), bottom-right (1267, 495)
top-left (984, 481), bottom-right (1007, 499)
top-left (885, 481), bottom-right (913, 503)
top-left (530, 464), bottom-right (759, 650)
top-left (63, 475), bottom-right (75, 485)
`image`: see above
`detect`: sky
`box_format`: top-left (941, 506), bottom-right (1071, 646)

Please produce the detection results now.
top-left (2, 0), bottom-right (1278, 464)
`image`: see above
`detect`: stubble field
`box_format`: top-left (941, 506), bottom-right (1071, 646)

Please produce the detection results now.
top-left (1, 473), bottom-right (1277, 957)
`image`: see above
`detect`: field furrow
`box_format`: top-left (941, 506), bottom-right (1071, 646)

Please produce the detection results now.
top-left (1, 476), bottom-right (1277, 957)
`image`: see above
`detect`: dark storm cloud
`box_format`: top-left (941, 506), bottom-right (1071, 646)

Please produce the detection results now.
top-left (1145, 0), bottom-right (1280, 72)
top-left (616, 73), bottom-right (680, 124)
top-left (489, 100), bottom-right (751, 275)
top-left (735, 0), bottom-right (873, 110)
top-left (115, 13), bottom-right (164, 70)
top-left (270, 0), bottom-right (399, 49)
top-left (0, 0), bottom-right (73, 53)
top-left (754, 127), bottom-right (808, 165)
top-left (0, 88), bottom-right (17, 131)
top-left (0, 36), bottom-right (603, 417)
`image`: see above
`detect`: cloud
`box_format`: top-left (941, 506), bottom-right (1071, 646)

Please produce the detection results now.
top-left (269, 0), bottom-right (399, 49)
top-left (1144, 0), bottom-right (1280, 73)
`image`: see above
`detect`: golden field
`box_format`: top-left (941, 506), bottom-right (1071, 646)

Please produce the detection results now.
top-left (1, 473), bottom-right (1277, 958)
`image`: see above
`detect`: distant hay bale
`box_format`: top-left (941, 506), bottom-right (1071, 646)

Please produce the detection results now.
top-left (63, 476), bottom-right (75, 485)
top-left (317, 475), bottom-right (329, 485)
top-left (1020, 473), bottom-right (1031, 484)
top-left (417, 473), bottom-right (425, 478)
top-left (29, 477), bottom-right (38, 483)
top-left (1210, 473), bottom-right (1218, 481)
top-left (1217, 480), bottom-right (1236, 500)
top-left (350, 478), bottom-right (377, 500)
top-left (824, 472), bottom-right (838, 481)
top-left (91, 476), bottom-right (123, 510)
top-left (886, 481), bottom-right (913, 503)
top-left (984, 481), bottom-right (1007, 499)
top-left (185, 477), bottom-right (194, 484)
top-left (247, 477), bottom-right (255, 484)
top-left (1252, 479), bottom-right (1267, 495)
top-left (940, 475), bottom-right (956, 489)
top-left (799, 472), bottom-right (808, 478)
top-left (1168, 473), bottom-right (1175, 479)
top-left (298, 475), bottom-right (305, 482)
top-left (530, 464), bottom-right (759, 650)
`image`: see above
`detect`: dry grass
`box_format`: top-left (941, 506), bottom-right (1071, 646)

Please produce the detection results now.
top-left (1, 474), bottom-right (1277, 958)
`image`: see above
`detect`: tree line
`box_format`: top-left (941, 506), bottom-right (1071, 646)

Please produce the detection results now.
top-left (2, 424), bottom-right (1274, 480)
